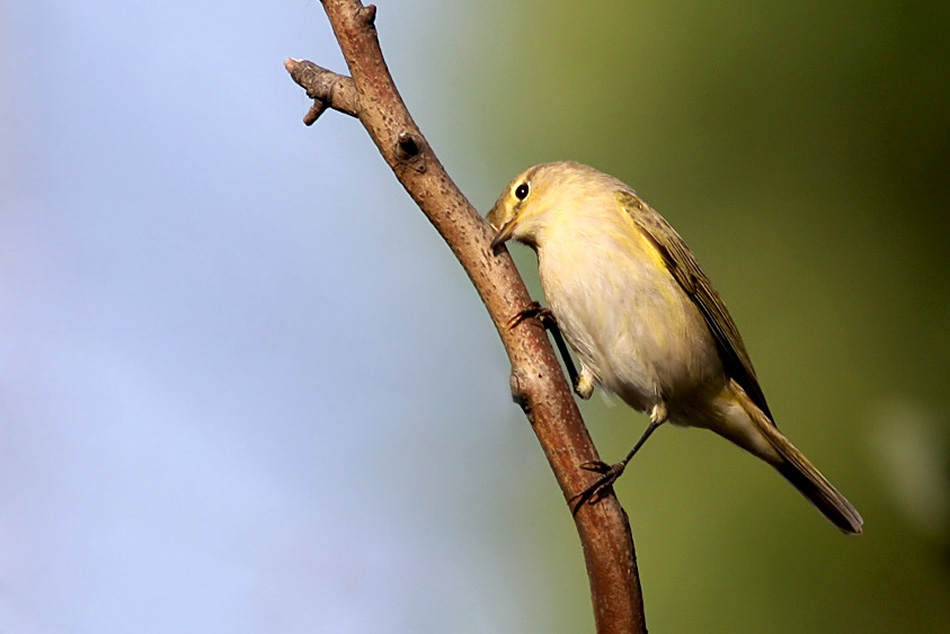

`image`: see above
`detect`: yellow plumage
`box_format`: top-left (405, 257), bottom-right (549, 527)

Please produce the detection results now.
top-left (488, 161), bottom-right (863, 534)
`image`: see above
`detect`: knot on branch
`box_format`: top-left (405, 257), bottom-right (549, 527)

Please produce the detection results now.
top-left (395, 132), bottom-right (427, 173)
top-left (358, 4), bottom-right (377, 26)
top-left (509, 368), bottom-right (534, 423)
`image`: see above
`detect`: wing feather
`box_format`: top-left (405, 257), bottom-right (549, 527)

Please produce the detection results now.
top-left (618, 190), bottom-right (774, 422)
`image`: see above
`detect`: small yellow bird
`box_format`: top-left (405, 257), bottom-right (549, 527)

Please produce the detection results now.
top-left (488, 161), bottom-right (863, 534)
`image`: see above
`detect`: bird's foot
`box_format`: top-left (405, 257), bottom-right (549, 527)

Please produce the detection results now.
top-left (568, 460), bottom-right (629, 515)
top-left (507, 301), bottom-right (555, 330)
top-left (508, 302), bottom-right (594, 400)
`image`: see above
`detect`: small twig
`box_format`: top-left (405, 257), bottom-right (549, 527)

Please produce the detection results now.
top-left (286, 2), bottom-right (646, 632)
top-left (284, 59), bottom-right (359, 124)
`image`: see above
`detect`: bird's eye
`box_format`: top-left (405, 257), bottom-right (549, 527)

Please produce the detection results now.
top-left (514, 183), bottom-right (529, 200)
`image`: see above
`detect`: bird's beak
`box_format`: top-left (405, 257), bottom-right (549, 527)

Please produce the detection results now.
top-left (489, 218), bottom-right (516, 253)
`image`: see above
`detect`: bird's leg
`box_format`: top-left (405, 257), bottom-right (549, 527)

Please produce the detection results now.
top-left (569, 402), bottom-right (669, 514)
top-left (508, 301), bottom-right (588, 399)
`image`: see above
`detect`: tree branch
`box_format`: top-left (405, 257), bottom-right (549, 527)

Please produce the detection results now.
top-left (285, 60), bottom-right (358, 124)
top-left (286, 2), bottom-right (646, 632)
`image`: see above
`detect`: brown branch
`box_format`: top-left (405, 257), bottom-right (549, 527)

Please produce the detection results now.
top-left (286, 2), bottom-right (646, 632)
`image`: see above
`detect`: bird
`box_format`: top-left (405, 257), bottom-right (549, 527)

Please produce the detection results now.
top-left (487, 161), bottom-right (863, 534)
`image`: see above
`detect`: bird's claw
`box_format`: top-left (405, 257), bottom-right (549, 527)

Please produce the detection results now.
top-left (507, 301), bottom-right (555, 330)
top-left (578, 460), bottom-right (611, 474)
top-left (569, 461), bottom-right (627, 515)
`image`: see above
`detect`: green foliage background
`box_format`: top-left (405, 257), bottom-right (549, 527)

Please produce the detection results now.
top-left (421, 2), bottom-right (950, 632)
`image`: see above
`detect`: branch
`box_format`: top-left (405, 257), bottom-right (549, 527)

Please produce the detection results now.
top-left (286, 2), bottom-right (645, 632)
top-left (284, 61), bottom-right (358, 124)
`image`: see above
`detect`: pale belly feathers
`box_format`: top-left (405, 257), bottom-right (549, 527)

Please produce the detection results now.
top-left (537, 227), bottom-right (725, 421)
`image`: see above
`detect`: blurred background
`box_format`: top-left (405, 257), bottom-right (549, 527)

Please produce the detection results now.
top-left (1, 1), bottom-right (947, 632)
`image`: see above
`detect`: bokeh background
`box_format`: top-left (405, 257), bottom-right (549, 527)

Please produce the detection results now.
top-left (1, 1), bottom-right (948, 632)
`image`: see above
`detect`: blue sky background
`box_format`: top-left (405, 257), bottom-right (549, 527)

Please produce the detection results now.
top-left (0, 2), bottom-right (547, 632)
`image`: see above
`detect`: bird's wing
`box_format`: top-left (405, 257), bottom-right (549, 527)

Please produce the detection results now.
top-left (619, 190), bottom-right (774, 422)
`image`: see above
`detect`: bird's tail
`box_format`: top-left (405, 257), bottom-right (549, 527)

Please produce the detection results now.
top-left (718, 380), bottom-right (864, 535)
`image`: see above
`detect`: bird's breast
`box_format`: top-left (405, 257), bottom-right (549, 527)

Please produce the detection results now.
top-left (537, 226), bottom-right (723, 412)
